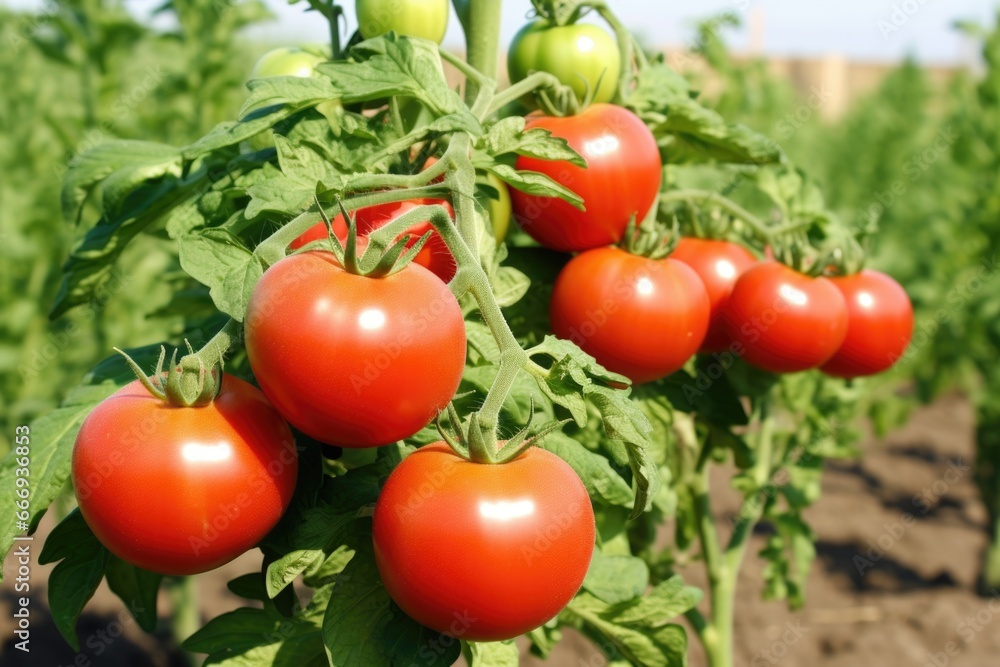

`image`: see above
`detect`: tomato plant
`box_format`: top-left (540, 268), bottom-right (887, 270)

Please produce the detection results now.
top-left (73, 373), bottom-right (297, 575)
top-left (356, 0), bottom-right (450, 43)
top-left (510, 104), bottom-right (661, 252)
top-left (373, 442), bottom-right (595, 641)
top-left (670, 238), bottom-right (758, 353)
top-left (0, 0), bottom-right (915, 665)
top-left (244, 250), bottom-right (466, 447)
top-left (724, 262), bottom-right (849, 374)
top-left (550, 247), bottom-right (710, 384)
top-left (290, 198), bottom-right (457, 281)
top-left (821, 270), bottom-right (914, 378)
top-left (508, 20), bottom-right (621, 105)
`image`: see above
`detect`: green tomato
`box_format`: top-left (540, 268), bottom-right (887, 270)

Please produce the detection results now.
top-left (356, 0), bottom-right (450, 44)
top-left (507, 21), bottom-right (621, 105)
top-left (251, 47), bottom-right (325, 79)
top-left (476, 173), bottom-right (511, 244)
top-left (246, 47), bottom-right (338, 152)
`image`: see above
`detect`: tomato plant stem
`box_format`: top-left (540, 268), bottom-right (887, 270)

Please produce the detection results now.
top-left (463, 0), bottom-right (502, 104)
top-left (487, 71), bottom-right (562, 115)
top-left (170, 576), bottom-right (200, 651)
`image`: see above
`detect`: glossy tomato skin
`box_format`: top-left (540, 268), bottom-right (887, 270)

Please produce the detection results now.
top-left (671, 238), bottom-right (757, 353)
top-left (289, 198), bottom-right (456, 282)
top-left (72, 375), bottom-right (297, 576)
top-left (821, 270), bottom-right (914, 378)
top-left (356, 0), bottom-right (449, 43)
top-left (724, 262), bottom-right (849, 373)
top-left (507, 21), bottom-right (620, 105)
top-left (245, 251), bottom-right (466, 448)
top-left (510, 105), bottom-right (661, 252)
top-left (373, 443), bottom-right (595, 641)
top-left (550, 247), bottom-right (710, 384)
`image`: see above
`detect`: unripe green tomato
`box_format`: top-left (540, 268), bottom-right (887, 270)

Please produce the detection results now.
top-left (251, 47), bottom-right (324, 79)
top-left (507, 21), bottom-right (621, 105)
top-left (476, 173), bottom-right (512, 244)
top-left (246, 48), bottom-right (339, 152)
top-left (356, 0), bottom-right (450, 44)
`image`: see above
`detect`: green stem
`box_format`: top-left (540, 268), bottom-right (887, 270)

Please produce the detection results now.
top-left (463, 0), bottom-right (502, 104)
top-left (192, 319), bottom-right (242, 369)
top-left (255, 184), bottom-right (447, 265)
top-left (587, 1), bottom-right (638, 101)
top-left (171, 576), bottom-right (200, 648)
top-left (487, 71), bottom-right (563, 115)
top-left (329, 0), bottom-right (343, 60)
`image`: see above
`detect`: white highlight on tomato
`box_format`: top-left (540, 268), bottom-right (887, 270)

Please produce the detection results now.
top-left (583, 134), bottom-right (620, 157)
top-left (779, 283), bottom-right (808, 307)
top-left (358, 308), bottom-right (387, 330)
top-left (479, 499), bottom-right (536, 521)
top-left (636, 277), bottom-right (655, 296)
top-left (857, 291), bottom-right (875, 309)
top-left (181, 442), bottom-right (233, 463)
top-left (577, 35), bottom-right (596, 53)
top-left (715, 259), bottom-right (737, 280)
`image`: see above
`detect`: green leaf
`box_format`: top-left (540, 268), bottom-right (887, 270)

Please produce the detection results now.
top-left (185, 108), bottom-right (301, 159)
top-left (492, 266), bottom-right (531, 308)
top-left (542, 433), bottom-right (634, 508)
top-left (51, 177), bottom-right (192, 318)
top-left (466, 640), bottom-right (520, 666)
top-left (60, 140), bottom-right (181, 223)
top-left (178, 229), bottom-right (264, 322)
top-left (488, 164), bottom-right (585, 210)
top-left (582, 550), bottom-right (650, 604)
top-left (478, 116), bottom-right (585, 165)
top-left (104, 556), bottom-right (162, 632)
top-left (0, 385), bottom-right (115, 573)
top-left (566, 578), bottom-right (698, 667)
top-left (266, 550), bottom-right (325, 599)
top-left (185, 572), bottom-right (329, 665)
top-left (322, 541), bottom-right (393, 666)
top-left (528, 337), bottom-right (659, 518)
top-left (323, 35), bottom-right (470, 119)
top-left (627, 57), bottom-right (783, 166)
top-left (383, 603), bottom-right (461, 667)
top-left (239, 77), bottom-right (339, 120)
top-left (245, 174), bottom-right (315, 220)
top-left (38, 510), bottom-right (109, 650)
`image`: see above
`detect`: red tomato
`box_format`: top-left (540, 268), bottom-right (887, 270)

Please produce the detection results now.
top-left (550, 247), bottom-right (710, 384)
top-left (289, 198), bottom-right (456, 282)
top-left (244, 251), bottom-right (466, 448)
top-left (510, 104), bottom-right (662, 253)
top-left (671, 238), bottom-right (757, 353)
top-left (72, 375), bottom-right (297, 575)
top-left (724, 262), bottom-right (848, 373)
top-left (821, 270), bottom-right (914, 378)
top-left (373, 442), bottom-right (595, 641)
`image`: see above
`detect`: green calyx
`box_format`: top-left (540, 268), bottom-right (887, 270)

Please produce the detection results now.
top-left (116, 343), bottom-right (222, 408)
top-left (620, 197), bottom-right (677, 260)
top-left (437, 401), bottom-right (569, 465)
top-left (302, 196), bottom-right (437, 279)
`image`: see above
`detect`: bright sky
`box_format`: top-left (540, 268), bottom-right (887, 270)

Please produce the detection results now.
top-left (246, 0), bottom-right (998, 64)
top-left (5, 0), bottom-right (998, 63)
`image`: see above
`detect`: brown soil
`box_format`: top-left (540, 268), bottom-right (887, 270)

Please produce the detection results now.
top-left (3, 396), bottom-right (999, 667)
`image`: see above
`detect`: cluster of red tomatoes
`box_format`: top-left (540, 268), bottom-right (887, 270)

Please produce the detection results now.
top-left (502, 104), bottom-right (914, 384)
